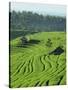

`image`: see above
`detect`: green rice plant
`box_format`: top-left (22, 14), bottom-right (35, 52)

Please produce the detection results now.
top-left (10, 32), bottom-right (66, 87)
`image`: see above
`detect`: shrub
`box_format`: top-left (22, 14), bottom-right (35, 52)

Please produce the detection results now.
top-left (46, 38), bottom-right (52, 47)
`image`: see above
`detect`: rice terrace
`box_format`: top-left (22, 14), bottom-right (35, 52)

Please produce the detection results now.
top-left (9, 3), bottom-right (66, 88)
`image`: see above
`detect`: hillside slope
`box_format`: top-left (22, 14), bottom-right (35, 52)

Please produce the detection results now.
top-left (10, 32), bottom-right (66, 87)
top-left (10, 11), bottom-right (66, 31)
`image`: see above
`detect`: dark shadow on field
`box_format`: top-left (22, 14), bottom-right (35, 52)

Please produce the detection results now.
top-left (28, 39), bottom-right (40, 44)
top-left (49, 46), bottom-right (64, 55)
top-left (17, 39), bottom-right (40, 48)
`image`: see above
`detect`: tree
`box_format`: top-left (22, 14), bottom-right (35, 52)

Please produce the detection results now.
top-left (21, 36), bottom-right (28, 45)
top-left (10, 10), bottom-right (66, 31)
top-left (46, 38), bottom-right (52, 47)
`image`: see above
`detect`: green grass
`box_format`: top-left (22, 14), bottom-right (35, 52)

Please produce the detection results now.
top-left (10, 32), bottom-right (66, 87)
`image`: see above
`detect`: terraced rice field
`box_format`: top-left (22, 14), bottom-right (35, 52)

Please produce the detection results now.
top-left (10, 32), bottom-right (66, 87)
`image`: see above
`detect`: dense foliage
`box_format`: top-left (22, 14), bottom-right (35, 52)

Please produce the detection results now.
top-left (10, 11), bottom-right (66, 31)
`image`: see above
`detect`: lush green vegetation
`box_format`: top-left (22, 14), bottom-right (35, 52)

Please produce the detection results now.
top-left (10, 11), bottom-right (66, 32)
top-left (9, 11), bottom-right (66, 87)
top-left (10, 32), bottom-right (66, 87)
